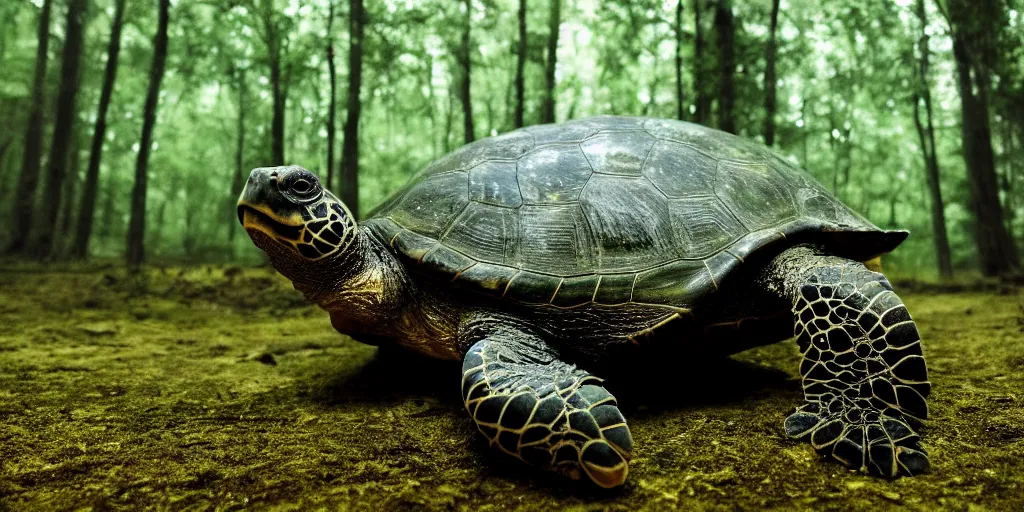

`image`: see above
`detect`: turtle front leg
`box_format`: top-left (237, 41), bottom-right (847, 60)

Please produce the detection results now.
top-left (459, 323), bottom-right (632, 488)
top-left (766, 246), bottom-right (931, 477)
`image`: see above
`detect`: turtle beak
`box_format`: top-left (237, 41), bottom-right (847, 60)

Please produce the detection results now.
top-left (237, 167), bottom-right (305, 241)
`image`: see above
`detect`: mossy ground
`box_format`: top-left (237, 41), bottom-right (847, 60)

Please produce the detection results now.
top-left (1, 264), bottom-right (1022, 511)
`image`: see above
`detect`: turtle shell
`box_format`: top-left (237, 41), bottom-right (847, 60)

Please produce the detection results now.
top-left (363, 116), bottom-right (906, 311)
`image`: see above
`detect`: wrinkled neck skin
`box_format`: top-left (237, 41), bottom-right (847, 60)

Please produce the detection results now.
top-left (269, 228), bottom-right (462, 360)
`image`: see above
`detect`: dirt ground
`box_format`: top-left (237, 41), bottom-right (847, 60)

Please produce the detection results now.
top-left (0, 264), bottom-right (1022, 511)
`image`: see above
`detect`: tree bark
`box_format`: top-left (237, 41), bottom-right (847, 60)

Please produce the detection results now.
top-left (692, 0), bottom-right (710, 126)
top-left (126, 0), bottom-right (170, 271)
top-left (264, 1), bottom-right (286, 166)
top-left (674, 0), bottom-right (685, 121)
top-left (5, 0), bottom-right (51, 255)
top-left (513, 0), bottom-right (527, 128)
top-left (58, 124), bottom-right (83, 241)
top-left (72, 0), bottom-right (126, 259)
top-left (911, 0), bottom-right (952, 278)
top-left (339, 0), bottom-right (364, 217)
top-left (539, 0), bottom-right (561, 124)
top-left (948, 0), bottom-right (1021, 276)
top-left (713, 0), bottom-right (735, 134)
top-left (34, 0), bottom-right (88, 258)
top-left (325, 0), bottom-right (337, 190)
top-left (458, 0), bottom-right (476, 141)
top-left (763, 0), bottom-right (780, 146)
top-left (228, 68), bottom-right (247, 244)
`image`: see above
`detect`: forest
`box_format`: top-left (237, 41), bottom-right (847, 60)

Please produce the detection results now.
top-left (0, 0), bottom-right (1022, 278)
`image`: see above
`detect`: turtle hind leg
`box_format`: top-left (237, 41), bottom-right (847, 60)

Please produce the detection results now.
top-left (766, 246), bottom-right (931, 477)
top-left (460, 329), bottom-right (632, 488)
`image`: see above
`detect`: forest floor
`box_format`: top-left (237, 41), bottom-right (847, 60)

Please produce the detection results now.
top-left (0, 263), bottom-right (1022, 511)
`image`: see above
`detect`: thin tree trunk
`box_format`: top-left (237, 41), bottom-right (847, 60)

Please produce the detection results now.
top-left (426, 54), bottom-right (438, 158)
top-left (539, 0), bottom-right (561, 124)
top-left (325, 0), bottom-right (337, 190)
top-left (5, 0), bottom-right (51, 255)
top-left (35, 0), bottom-right (88, 258)
top-left (713, 0), bottom-right (735, 134)
top-left (692, 0), bottom-right (710, 126)
top-left (513, 0), bottom-right (527, 128)
top-left (228, 68), bottom-right (247, 244)
top-left (126, 0), bottom-right (170, 271)
top-left (763, 0), bottom-right (780, 146)
top-left (458, 0), bottom-right (476, 141)
top-left (948, 0), bottom-right (1020, 276)
top-left (444, 85), bottom-right (455, 154)
top-left (912, 0), bottom-right (952, 278)
top-left (58, 125), bottom-right (83, 240)
top-left (339, 0), bottom-right (364, 217)
top-left (264, 1), bottom-right (285, 166)
top-left (674, 0), bottom-right (685, 120)
top-left (72, 0), bottom-right (126, 259)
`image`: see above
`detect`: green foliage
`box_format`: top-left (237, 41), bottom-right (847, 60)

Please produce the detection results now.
top-left (0, 0), bottom-right (1021, 275)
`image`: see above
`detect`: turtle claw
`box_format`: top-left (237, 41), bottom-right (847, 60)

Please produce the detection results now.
top-left (786, 399), bottom-right (929, 478)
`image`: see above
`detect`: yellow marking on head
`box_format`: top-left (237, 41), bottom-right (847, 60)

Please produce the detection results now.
top-left (863, 256), bottom-right (883, 272)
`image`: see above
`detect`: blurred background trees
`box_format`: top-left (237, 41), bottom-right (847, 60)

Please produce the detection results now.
top-left (0, 0), bottom-right (1021, 278)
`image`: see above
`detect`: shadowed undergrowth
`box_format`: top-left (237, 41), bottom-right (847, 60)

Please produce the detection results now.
top-left (0, 264), bottom-right (1022, 510)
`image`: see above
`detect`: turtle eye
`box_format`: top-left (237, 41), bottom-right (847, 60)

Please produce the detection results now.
top-left (291, 178), bottom-right (313, 195)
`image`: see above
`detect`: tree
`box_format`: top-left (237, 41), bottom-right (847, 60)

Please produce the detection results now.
top-left (325, 0), bottom-right (338, 190)
top-left (72, 0), bottom-right (127, 259)
top-left (126, 0), bottom-right (171, 270)
top-left (540, 0), bottom-right (561, 124)
top-left (228, 66), bottom-right (248, 244)
top-left (763, 0), bottom-right (780, 146)
top-left (5, 0), bottom-right (51, 255)
top-left (692, 0), bottom-right (710, 126)
top-left (264, 0), bottom-right (287, 165)
top-left (713, 0), bottom-right (735, 134)
top-left (943, 0), bottom-right (1021, 276)
top-left (339, 0), bottom-right (365, 217)
top-left (34, 0), bottom-right (88, 258)
top-left (674, 0), bottom-right (685, 121)
top-left (457, 0), bottom-right (476, 141)
top-left (911, 0), bottom-right (952, 278)
top-left (513, 0), bottom-right (527, 128)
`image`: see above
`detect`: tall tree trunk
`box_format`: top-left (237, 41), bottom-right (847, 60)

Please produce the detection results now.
top-left (674, 0), bottom-right (685, 120)
top-left (72, 0), bottom-right (126, 259)
top-left (948, 0), bottom-right (1021, 276)
top-left (339, 0), bottom-right (364, 217)
top-left (228, 68), bottom-right (247, 244)
top-left (5, 0), bottom-right (51, 255)
top-left (264, 1), bottom-right (285, 166)
top-left (34, 0), bottom-right (88, 258)
top-left (458, 0), bottom-right (476, 141)
top-left (911, 0), bottom-right (952, 278)
top-left (325, 0), bottom-right (337, 190)
top-left (444, 86), bottom-right (455, 154)
top-left (713, 0), bottom-right (735, 134)
top-left (692, 0), bottom-right (710, 126)
top-left (126, 0), bottom-right (170, 271)
top-left (763, 0), bottom-right (780, 146)
top-left (57, 124), bottom-right (83, 241)
top-left (513, 0), bottom-right (527, 128)
top-left (539, 0), bottom-right (561, 124)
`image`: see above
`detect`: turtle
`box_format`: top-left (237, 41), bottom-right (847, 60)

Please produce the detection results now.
top-left (237, 116), bottom-right (930, 488)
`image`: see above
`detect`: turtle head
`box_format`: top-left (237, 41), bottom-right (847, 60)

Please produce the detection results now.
top-left (237, 166), bottom-right (358, 279)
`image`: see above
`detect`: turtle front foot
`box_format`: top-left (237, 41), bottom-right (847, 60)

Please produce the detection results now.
top-left (785, 397), bottom-right (929, 477)
top-left (460, 332), bottom-right (633, 488)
